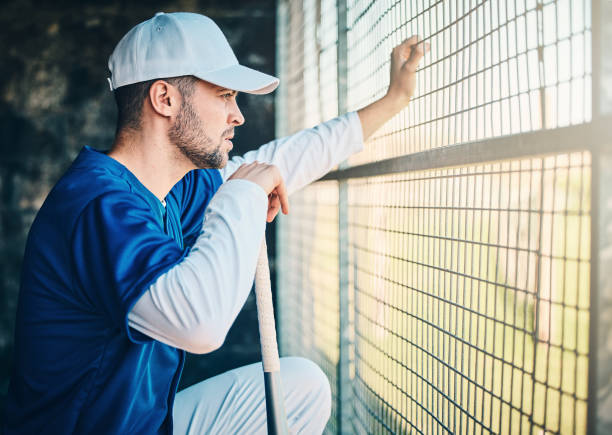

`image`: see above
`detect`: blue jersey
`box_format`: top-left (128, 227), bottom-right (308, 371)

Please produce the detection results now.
top-left (4, 146), bottom-right (223, 434)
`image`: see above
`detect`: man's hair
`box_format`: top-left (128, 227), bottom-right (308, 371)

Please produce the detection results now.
top-left (113, 76), bottom-right (198, 132)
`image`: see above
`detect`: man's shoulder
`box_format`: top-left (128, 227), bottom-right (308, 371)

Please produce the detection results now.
top-left (21, 154), bottom-right (141, 285)
top-left (34, 149), bottom-right (142, 237)
top-left (47, 164), bottom-right (132, 217)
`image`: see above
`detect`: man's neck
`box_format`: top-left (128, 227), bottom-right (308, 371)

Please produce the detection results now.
top-left (108, 129), bottom-right (194, 202)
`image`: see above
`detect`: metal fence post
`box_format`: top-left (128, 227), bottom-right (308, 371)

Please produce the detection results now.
top-left (275, 0), bottom-right (288, 139)
top-left (588, 1), bottom-right (612, 434)
top-left (337, 0), bottom-right (353, 433)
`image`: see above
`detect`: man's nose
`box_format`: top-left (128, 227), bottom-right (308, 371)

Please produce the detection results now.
top-left (228, 100), bottom-right (245, 126)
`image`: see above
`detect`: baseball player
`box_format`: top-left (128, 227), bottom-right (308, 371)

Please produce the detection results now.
top-left (4, 11), bottom-right (427, 434)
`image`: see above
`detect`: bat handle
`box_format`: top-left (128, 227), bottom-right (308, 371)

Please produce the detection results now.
top-left (255, 237), bottom-right (289, 435)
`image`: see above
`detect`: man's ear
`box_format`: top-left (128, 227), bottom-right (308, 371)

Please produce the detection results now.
top-left (148, 80), bottom-right (179, 118)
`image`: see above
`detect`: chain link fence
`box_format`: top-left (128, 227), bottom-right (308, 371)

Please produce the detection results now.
top-left (275, 0), bottom-right (612, 433)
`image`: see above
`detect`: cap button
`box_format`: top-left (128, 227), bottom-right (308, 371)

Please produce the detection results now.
top-left (155, 12), bottom-right (165, 16)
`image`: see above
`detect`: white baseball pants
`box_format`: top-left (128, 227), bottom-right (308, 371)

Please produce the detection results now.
top-left (173, 357), bottom-right (331, 434)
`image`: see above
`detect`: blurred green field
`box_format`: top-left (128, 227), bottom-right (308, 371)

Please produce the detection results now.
top-left (281, 152), bottom-right (592, 434)
top-left (349, 152), bottom-right (591, 434)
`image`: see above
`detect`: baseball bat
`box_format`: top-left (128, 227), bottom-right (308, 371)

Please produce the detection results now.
top-left (254, 237), bottom-right (289, 435)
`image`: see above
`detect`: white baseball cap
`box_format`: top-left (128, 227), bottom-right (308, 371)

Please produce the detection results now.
top-left (107, 12), bottom-right (279, 94)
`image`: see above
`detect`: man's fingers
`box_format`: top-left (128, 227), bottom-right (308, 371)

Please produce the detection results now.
top-left (273, 180), bottom-right (290, 215)
top-left (265, 176), bottom-right (289, 222)
top-left (266, 208), bottom-right (280, 223)
top-left (394, 35), bottom-right (429, 61)
top-left (267, 193), bottom-right (281, 222)
top-left (394, 36), bottom-right (420, 58)
top-left (406, 42), bottom-right (428, 69)
top-left (227, 162), bottom-right (289, 218)
top-left (400, 35), bottom-right (419, 49)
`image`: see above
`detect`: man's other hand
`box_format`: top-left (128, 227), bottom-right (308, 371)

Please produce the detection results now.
top-left (386, 36), bottom-right (430, 106)
top-left (228, 162), bottom-right (289, 222)
top-left (357, 35), bottom-right (430, 140)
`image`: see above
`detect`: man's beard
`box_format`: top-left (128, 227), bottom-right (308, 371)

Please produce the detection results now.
top-left (168, 99), bottom-right (232, 169)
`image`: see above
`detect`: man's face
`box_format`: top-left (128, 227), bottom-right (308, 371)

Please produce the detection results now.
top-left (168, 80), bottom-right (244, 169)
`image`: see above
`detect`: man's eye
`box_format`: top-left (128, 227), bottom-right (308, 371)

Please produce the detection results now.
top-left (222, 93), bottom-right (234, 99)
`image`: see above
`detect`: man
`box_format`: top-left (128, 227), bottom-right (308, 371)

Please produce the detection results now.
top-left (4, 11), bottom-right (427, 434)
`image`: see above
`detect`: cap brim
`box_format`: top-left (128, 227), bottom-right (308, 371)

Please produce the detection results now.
top-left (195, 64), bottom-right (279, 95)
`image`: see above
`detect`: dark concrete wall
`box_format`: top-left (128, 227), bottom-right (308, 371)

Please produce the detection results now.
top-left (0, 0), bottom-right (276, 411)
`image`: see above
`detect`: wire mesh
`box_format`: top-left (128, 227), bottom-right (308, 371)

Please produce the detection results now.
top-left (277, 182), bottom-right (341, 434)
top-left (275, 0), bottom-right (596, 434)
top-left (346, 0), bottom-right (592, 166)
top-left (276, 2), bottom-right (341, 432)
top-left (277, 0), bottom-right (339, 138)
top-left (348, 151), bottom-right (591, 434)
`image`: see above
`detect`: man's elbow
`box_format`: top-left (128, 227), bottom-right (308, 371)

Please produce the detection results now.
top-left (183, 324), bottom-right (228, 354)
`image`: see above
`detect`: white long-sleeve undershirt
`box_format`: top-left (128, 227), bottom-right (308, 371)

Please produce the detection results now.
top-left (219, 112), bottom-right (363, 194)
top-left (127, 112), bottom-right (364, 354)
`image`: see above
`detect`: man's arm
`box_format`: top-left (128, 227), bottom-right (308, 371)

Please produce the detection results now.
top-left (221, 36), bottom-right (429, 188)
top-left (127, 38), bottom-right (428, 352)
top-left (128, 164), bottom-right (288, 354)
top-left (220, 112), bottom-right (364, 195)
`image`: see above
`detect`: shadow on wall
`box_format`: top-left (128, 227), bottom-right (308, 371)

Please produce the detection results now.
top-left (0, 107), bottom-right (67, 410)
top-left (0, 0), bottom-right (276, 412)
